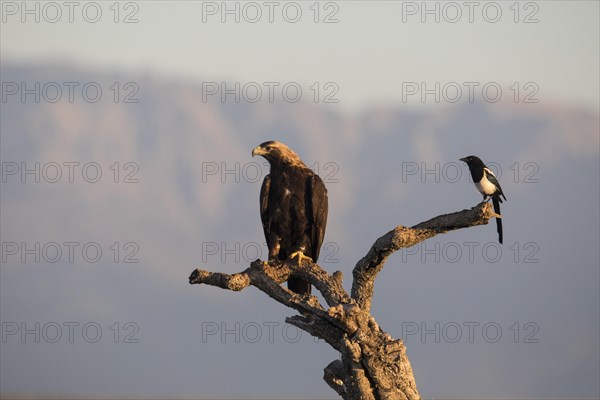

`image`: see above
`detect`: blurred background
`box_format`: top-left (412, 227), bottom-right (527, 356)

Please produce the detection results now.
top-left (1, 1), bottom-right (599, 399)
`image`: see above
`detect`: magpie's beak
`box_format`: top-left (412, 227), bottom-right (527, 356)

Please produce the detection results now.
top-left (252, 146), bottom-right (266, 157)
top-left (459, 157), bottom-right (469, 163)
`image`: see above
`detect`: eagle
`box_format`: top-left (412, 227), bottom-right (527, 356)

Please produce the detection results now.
top-left (251, 141), bottom-right (328, 295)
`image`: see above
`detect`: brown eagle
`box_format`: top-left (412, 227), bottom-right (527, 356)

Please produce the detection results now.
top-left (251, 141), bottom-right (328, 295)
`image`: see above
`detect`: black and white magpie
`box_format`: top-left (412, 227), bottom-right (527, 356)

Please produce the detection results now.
top-left (460, 155), bottom-right (506, 244)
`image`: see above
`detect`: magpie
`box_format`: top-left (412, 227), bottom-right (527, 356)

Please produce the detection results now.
top-left (460, 155), bottom-right (506, 244)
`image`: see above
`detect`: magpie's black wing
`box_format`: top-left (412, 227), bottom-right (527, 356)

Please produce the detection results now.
top-left (483, 167), bottom-right (506, 202)
top-left (483, 167), bottom-right (505, 243)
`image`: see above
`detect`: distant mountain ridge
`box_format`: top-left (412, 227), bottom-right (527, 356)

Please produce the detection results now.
top-left (1, 61), bottom-right (599, 399)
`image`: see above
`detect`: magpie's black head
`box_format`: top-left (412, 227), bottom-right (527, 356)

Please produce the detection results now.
top-left (251, 140), bottom-right (304, 167)
top-left (460, 155), bottom-right (484, 168)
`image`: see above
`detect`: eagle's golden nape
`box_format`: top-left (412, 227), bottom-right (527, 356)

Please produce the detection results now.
top-left (253, 140), bottom-right (329, 296)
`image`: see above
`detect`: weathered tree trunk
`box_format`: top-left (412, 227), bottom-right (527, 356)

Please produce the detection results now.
top-left (189, 202), bottom-right (497, 399)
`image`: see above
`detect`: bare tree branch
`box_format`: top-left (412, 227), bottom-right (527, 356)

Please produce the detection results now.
top-left (188, 202), bottom-right (496, 400)
top-left (324, 360), bottom-right (346, 397)
top-left (351, 202), bottom-right (495, 312)
top-left (190, 259), bottom-right (326, 316)
top-left (190, 259), bottom-right (353, 333)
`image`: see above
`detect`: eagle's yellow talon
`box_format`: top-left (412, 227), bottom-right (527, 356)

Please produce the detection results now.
top-left (289, 251), bottom-right (312, 264)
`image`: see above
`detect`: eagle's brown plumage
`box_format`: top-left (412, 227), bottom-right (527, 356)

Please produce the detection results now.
top-left (252, 140), bottom-right (328, 295)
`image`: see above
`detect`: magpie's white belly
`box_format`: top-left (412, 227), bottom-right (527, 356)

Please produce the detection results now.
top-left (476, 176), bottom-right (496, 196)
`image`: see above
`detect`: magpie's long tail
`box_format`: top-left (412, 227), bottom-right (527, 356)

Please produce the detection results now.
top-left (288, 277), bottom-right (311, 295)
top-left (492, 196), bottom-right (503, 244)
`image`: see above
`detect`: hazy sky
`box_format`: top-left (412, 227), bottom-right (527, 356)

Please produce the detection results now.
top-left (2, 0), bottom-right (599, 109)
top-left (1, 1), bottom-right (599, 399)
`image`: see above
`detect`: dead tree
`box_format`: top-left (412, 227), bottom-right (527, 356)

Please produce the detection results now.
top-left (189, 202), bottom-right (497, 400)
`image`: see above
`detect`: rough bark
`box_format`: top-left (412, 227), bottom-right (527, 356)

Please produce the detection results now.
top-left (352, 202), bottom-right (496, 312)
top-left (189, 202), bottom-right (495, 400)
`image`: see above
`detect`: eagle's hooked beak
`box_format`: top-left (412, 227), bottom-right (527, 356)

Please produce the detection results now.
top-left (252, 146), bottom-right (267, 157)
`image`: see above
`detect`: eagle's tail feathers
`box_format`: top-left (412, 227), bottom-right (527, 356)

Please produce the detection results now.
top-left (288, 277), bottom-right (311, 295)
